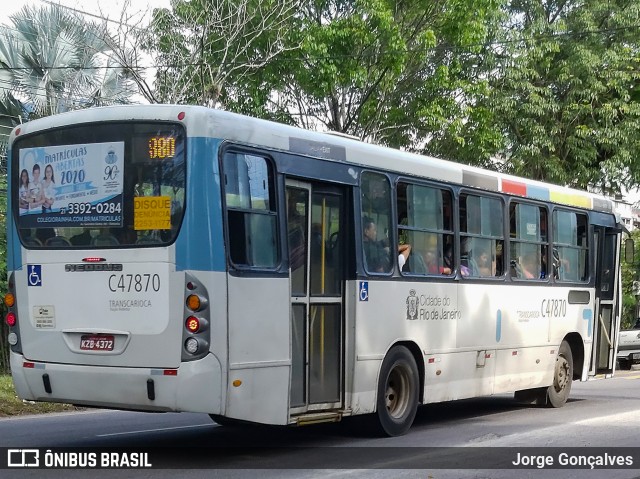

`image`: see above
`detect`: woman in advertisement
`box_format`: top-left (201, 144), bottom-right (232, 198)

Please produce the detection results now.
top-left (41, 164), bottom-right (56, 213)
top-left (18, 168), bottom-right (31, 215)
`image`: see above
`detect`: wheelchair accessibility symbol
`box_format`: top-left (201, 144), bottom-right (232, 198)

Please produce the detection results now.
top-left (28, 265), bottom-right (42, 287)
top-left (359, 281), bottom-right (369, 301)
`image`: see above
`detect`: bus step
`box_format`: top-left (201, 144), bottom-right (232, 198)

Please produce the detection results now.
top-left (294, 412), bottom-right (342, 426)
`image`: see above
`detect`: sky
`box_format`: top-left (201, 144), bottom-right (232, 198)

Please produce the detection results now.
top-left (1, 0), bottom-right (170, 27)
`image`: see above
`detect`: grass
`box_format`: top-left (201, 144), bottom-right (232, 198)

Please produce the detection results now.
top-left (0, 374), bottom-right (83, 417)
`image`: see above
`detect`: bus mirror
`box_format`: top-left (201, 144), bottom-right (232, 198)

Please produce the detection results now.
top-left (625, 238), bottom-right (635, 264)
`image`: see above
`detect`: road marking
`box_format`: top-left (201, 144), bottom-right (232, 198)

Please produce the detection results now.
top-left (95, 423), bottom-right (214, 437)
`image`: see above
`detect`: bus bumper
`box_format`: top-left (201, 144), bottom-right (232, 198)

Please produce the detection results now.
top-left (9, 350), bottom-right (223, 414)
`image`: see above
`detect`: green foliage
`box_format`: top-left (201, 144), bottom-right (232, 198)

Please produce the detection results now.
top-left (0, 374), bottom-right (81, 416)
top-left (486, 0), bottom-right (640, 191)
top-left (269, 0), bottom-right (503, 148)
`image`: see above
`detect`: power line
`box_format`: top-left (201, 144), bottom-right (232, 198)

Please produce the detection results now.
top-left (40, 0), bottom-right (150, 32)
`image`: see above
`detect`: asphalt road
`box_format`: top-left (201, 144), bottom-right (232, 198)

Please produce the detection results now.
top-left (1, 368), bottom-right (640, 478)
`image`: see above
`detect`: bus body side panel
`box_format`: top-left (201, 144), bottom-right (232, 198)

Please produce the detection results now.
top-left (224, 275), bottom-right (290, 425)
top-left (349, 279), bottom-right (594, 412)
top-left (351, 279), bottom-right (459, 414)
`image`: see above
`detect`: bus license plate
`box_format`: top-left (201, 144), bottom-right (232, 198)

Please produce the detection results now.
top-left (633, 353), bottom-right (640, 361)
top-left (80, 335), bottom-right (114, 351)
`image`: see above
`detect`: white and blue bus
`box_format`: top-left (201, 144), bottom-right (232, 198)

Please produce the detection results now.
top-left (5, 105), bottom-right (622, 436)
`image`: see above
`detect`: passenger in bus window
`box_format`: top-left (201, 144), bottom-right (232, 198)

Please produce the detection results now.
top-left (362, 216), bottom-right (390, 272)
top-left (519, 252), bottom-right (539, 279)
top-left (425, 249), bottom-right (451, 275)
top-left (398, 243), bottom-right (411, 271)
top-left (553, 248), bottom-right (572, 280)
top-left (443, 245), bottom-right (454, 275)
top-left (476, 248), bottom-right (493, 277)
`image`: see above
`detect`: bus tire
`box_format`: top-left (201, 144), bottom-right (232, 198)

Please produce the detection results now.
top-left (618, 359), bottom-right (632, 370)
top-left (547, 340), bottom-right (573, 408)
top-left (376, 345), bottom-right (419, 436)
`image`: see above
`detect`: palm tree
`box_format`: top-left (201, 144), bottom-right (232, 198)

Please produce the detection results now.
top-left (0, 4), bottom-right (136, 135)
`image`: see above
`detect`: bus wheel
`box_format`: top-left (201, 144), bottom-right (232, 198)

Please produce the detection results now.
top-left (547, 340), bottom-right (573, 408)
top-left (618, 359), bottom-right (632, 370)
top-left (376, 345), bottom-right (419, 436)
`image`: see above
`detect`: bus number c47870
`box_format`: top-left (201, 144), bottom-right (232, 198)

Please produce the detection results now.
top-left (541, 299), bottom-right (567, 318)
top-left (108, 274), bottom-right (160, 293)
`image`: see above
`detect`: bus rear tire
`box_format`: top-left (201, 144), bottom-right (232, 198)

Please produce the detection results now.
top-left (547, 340), bottom-right (573, 408)
top-left (376, 345), bottom-right (419, 436)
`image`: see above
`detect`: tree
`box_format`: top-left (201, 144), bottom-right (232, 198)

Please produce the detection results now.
top-left (485, 0), bottom-right (640, 193)
top-left (0, 4), bottom-right (137, 136)
top-left (265, 0), bottom-right (502, 151)
top-left (145, 0), bottom-right (300, 108)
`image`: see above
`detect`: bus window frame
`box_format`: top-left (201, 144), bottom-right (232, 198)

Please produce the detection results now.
top-left (551, 206), bottom-right (590, 284)
top-left (458, 188), bottom-right (507, 281)
top-left (219, 146), bottom-right (281, 273)
top-left (395, 176), bottom-right (456, 278)
top-left (11, 120), bottom-right (188, 250)
top-left (507, 198), bottom-right (550, 283)
top-left (359, 169), bottom-right (394, 277)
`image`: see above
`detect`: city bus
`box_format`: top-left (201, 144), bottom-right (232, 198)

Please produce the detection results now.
top-left (5, 105), bottom-right (622, 436)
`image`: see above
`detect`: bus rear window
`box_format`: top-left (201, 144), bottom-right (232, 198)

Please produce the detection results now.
top-left (13, 122), bottom-right (186, 248)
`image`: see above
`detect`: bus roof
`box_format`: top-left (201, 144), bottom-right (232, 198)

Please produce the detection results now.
top-left (10, 104), bottom-right (615, 214)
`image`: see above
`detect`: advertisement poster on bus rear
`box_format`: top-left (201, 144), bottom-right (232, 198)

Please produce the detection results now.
top-left (17, 142), bottom-right (124, 229)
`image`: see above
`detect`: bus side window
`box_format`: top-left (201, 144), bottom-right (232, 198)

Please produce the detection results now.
top-left (223, 152), bottom-right (278, 268)
top-left (552, 210), bottom-right (588, 282)
top-left (509, 202), bottom-right (548, 280)
top-left (361, 172), bottom-right (392, 274)
top-left (460, 194), bottom-right (504, 278)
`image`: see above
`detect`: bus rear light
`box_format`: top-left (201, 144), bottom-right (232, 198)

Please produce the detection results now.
top-left (186, 316), bottom-right (200, 333)
top-left (8, 332), bottom-right (18, 345)
top-left (186, 281), bottom-right (196, 291)
top-left (186, 294), bottom-right (201, 311)
top-left (4, 293), bottom-right (15, 307)
top-left (23, 362), bottom-right (34, 368)
top-left (163, 369), bottom-right (178, 376)
top-left (185, 337), bottom-right (200, 354)
top-left (5, 312), bottom-right (16, 327)
top-left (178, 112), bottom-right (186, 121)
top-left (82, 257), bottom-right (106, 262)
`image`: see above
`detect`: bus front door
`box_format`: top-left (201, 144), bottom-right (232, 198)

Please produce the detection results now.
top-left (286, 180), bottom-right (345, 417)
top-left (590, 227), bottom-right (621, 376)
